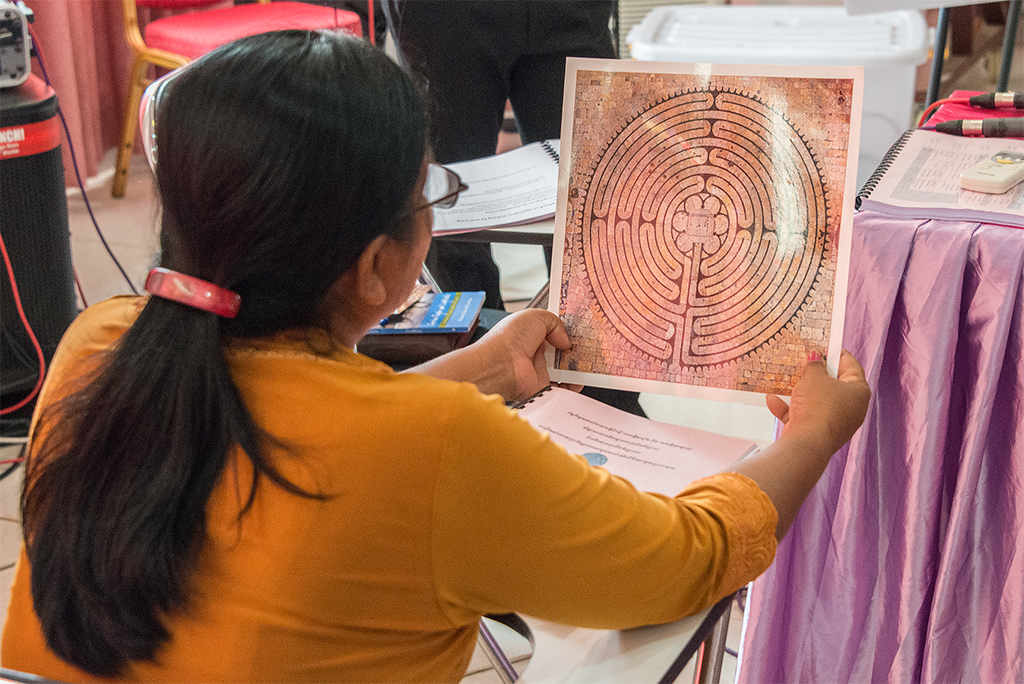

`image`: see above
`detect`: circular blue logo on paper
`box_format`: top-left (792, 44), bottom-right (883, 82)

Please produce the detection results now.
top-left (583, 452), bottom-right (608, 467)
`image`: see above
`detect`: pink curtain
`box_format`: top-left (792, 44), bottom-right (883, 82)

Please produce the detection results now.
top-left (29, 1), bottom-right (136, 186)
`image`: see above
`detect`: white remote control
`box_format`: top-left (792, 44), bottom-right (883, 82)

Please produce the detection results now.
top-left (960, 151), bottom-right (1024, 194)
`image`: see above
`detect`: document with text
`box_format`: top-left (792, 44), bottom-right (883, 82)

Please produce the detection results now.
top-left (518, 388), bottom-right (757, 496)
top-left (858, 129), bottom-right (1024, 227)
top-left (431, 140), bottom-right (559, 234)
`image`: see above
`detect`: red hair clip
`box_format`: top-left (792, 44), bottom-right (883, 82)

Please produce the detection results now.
top-left (144, 268), bottom-right (241, 319)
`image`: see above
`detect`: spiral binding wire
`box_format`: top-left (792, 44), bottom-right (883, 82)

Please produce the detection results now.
top-left (855, 129), bottom-right (915, 209)
top-left (512, 385), bottom-right (553, 410)
top-left (540, 140), bottom-right (560, 165)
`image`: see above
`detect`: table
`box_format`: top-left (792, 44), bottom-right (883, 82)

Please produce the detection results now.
top-left (738, 212), bottom-right (1024, 682)
top-left (517, 594), bottom-right (733, 684)
top-left (429, 220), bottom-right (554, 304)
top-left (433, 219), bottom-right (555, 247)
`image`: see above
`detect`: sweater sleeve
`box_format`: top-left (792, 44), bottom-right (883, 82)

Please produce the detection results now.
top-left (430, 385), bottom-right (778, 629)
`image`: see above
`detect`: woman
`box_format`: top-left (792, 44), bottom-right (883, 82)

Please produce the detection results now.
top-left (2, 31), bottom-right (869, 682)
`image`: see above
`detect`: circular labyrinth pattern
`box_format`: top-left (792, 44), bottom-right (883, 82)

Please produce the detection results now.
top-left (578, 88), bottom-right (829, 370)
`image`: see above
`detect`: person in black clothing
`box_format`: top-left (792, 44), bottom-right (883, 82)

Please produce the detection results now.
top-left (382, 0), bottom-right (615, 310)
top-left (383, 0), bottom-right (644, 416)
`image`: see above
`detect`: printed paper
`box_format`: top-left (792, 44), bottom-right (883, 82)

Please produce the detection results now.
top-left (548, 60), bottom-right (862, 402)
top-left (518, 388), bottom-right (755, 496)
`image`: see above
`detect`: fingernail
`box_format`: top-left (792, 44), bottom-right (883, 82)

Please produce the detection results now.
top-left (808, 351), bottom-right (822, 362)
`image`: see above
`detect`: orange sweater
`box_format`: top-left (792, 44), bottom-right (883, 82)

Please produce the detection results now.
top-left (3, 296), bottom-right (777, 682)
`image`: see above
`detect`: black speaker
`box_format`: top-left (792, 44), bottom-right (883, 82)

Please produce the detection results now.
top-left (0, 74), bottom-right (76, 418)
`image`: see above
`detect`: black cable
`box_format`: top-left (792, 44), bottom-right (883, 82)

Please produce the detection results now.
top-left (0, 445), bottom-right (25, 482)
top-left (27, 26), bottom-right (139, 296)
top-left (0, 463), bottom-right (21, 482)
top-left (0, 461), bottom-right (21, 482)
top-left (657, 595), bottom-right (733, 684)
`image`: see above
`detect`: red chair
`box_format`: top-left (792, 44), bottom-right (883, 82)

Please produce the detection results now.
top-left (113, 0), bottom-right (362, 197)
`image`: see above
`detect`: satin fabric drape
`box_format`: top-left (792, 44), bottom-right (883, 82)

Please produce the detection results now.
top-left (739, 211), bottom-right (1024, 682)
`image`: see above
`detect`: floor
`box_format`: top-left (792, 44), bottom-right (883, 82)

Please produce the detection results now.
top-left (3, 27), bottom-right (1019, 679)
top-left (0, 449), bottom-right (19, 640)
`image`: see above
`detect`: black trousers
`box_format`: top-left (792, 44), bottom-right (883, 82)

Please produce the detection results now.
top-left (386, 1), bottom-right (643, 417)
top-left (384, 0), bottom-right (615, 308)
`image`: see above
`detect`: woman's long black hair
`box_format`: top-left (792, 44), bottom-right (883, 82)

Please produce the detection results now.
top-left (21, 30), bottom-right (427, 676)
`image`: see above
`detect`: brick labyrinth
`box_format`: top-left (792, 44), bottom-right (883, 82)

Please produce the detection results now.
top-left (577, 88), bottom-right (829, 372)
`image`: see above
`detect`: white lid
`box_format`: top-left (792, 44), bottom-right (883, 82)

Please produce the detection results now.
top-left (628, 6), bottom-right (928, 66)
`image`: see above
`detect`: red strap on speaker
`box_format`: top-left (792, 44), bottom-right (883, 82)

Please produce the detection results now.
top-left (0, 115), bottom-right (60, 159)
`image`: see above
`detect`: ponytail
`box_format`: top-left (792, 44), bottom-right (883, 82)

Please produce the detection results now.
top-left (22, 299), bottom-right (320, 675)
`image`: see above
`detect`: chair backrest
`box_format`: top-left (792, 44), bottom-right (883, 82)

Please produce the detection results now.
top-left (135, 0), bottom-right (230, 8)
top-left (122, 0), bottom-right (267, 57)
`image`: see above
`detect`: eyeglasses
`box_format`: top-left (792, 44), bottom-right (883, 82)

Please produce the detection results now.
top-left (139, 67), bottom-right (187, 174)
top-left (416, 163), bottom-right (468, 211)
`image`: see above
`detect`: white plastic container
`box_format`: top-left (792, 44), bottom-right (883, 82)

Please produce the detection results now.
top-left (627, 6), bottom-right (929, 186)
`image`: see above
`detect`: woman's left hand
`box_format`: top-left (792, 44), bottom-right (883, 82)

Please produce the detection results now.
top-left (476, 309), bottom-right (572, 401)
top-left (407, 309), bottom-right (573, 402)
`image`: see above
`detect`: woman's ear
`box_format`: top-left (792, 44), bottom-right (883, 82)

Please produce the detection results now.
top-left (352, 234), bottom-right (391, 307)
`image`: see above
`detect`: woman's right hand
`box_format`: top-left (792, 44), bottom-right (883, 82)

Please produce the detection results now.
top-left (731, 350), bottom-right (871, 539)
top-left (766, 350), bottom-right (871, 455)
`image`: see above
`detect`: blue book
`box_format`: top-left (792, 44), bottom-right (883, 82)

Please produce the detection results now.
top-left (358, 291), bottom-right (486, 364)
top-left (366, 291), bottom-right (485, 335)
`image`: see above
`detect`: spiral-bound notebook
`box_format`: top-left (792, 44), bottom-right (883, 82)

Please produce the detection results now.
top-left (431, 139), bottom-right (559, 234)
top-left (857, 129), bottom-right (1024, 227)
top-left (517, 387), bottom-right (757, 496)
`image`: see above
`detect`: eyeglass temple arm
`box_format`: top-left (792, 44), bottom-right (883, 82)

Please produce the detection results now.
top-left (419, 265), bottom-right (443, 293)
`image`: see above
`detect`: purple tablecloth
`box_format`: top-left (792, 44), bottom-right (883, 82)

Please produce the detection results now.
top-left (738, 210), bottom-right (1024, 683)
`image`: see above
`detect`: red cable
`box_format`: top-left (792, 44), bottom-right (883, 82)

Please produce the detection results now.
top-left (918, 97), bottom-right (970, 128)
top-left (0, 229), bottom-right (47, 416)
top-left (0, 457), bottom-right (26, 465)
